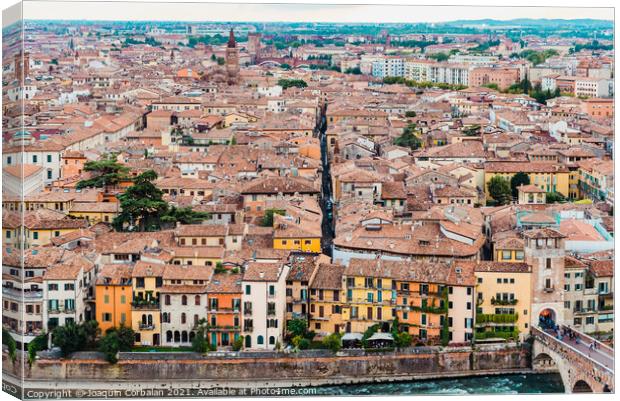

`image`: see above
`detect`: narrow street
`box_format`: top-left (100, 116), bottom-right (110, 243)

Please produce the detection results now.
top-left (318, 107), bottom-right (334, 255)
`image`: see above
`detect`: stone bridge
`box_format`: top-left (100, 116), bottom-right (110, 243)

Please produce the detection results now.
top-left (531, 326), bottom-right (614, 393)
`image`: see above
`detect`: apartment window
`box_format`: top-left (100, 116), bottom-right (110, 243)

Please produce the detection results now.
top-left (33, 155), bottom-right (38, 163)
top-left (48, 284), bottom-right (58, 291)
top-left (245, 285), bottom-right (251, 295)
top-left (33, 232), bottom-right (39, 240)
top-left (269, 285), bottom-right (275, 296)
top-left (502, 251), bottom-right (511, 260)
top-left (586, 316), bottom-right (595, 325)
top-left (546, 259), bottom-right (552, 269)
top-left (64, 283), bottom-right (75, 291)
top-left (195, 295), bottom-right (201, 305)
top-left (102, 313), bottom-right (112, 322)
top-left (515, 251), bottom-right (524, 260)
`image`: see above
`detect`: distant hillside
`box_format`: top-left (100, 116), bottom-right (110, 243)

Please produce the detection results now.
top-left (443, 18), bottom-right (613, 28)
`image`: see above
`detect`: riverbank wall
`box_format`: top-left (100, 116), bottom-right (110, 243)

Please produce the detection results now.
top-left (3, 343), bottom-right (532, 387)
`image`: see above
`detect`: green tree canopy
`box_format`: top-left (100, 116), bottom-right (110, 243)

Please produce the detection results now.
top-left (192, 318), bottom-right (212, 353)
top-left (394, 123), bottom-right (422, 150)
top-left (546, 192), bottom-right (566, 204)
top-left (52, 322), bottom-right (88, 357)
top-left (76, 154), bottom-right (130, 189)
top-left (487, 175), bottom-right (512, 206)
top-left (277, 78), bottom-right (307, 89)
top-left (28, 332), bottom-right (48, 366)
top-left (287, 318), bottom-right (308, 338)
top-left (510, 172), bottom-right (531, 198)
top-left (113, 170), bottom-right (211, 232)
top-left (322, 333), bottom-right (342, 352)
top-left (261, 209), bottom-right (286, 227)
top-left (3, 328), bottom-right (17, 363)
top-left (162, 206), bottom-right (211, 225)
top-left (99, 325), bottom-right (134, 363)
top-left (112, 170), bottom-right (169, 232)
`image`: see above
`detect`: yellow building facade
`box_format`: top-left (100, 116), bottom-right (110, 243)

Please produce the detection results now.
top-left (131, 262), bottom-right (164, 346)
top-left (473, 262), bottom-right (531, 341)
top-left (484, 162), bottom-right (570, 200)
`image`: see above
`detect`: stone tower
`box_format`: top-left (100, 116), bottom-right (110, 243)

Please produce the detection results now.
top-left (523, 228), bottom-right (567, 328)
top-left (226, 29), bottom-right (240, 85)
top-left (247, 32), bottom-right (261, 63)
top-left (14, 52), bottom-right (29, 83)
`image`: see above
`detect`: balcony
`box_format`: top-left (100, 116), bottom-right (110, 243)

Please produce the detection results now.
top-left (208, 307), bottom-right (240, 314)
top-left (132, 300), bottom-right (160, 310)
top-left (543, 286), bottom-right (555, 293)
top-left (139, 323), bottom-right (155, 330)
top-left (491, 298), bottom-right (518, 306)
top-left (475, 313), bottom-right (518, 325)
top-left (573, 307), bottom-right (597, 314)
top-left (2, 287), bottom-right (43, 300)
top-left (207, 325), bottom-right (241, 332)
top-left (243, 309), bottom-right (252, 316)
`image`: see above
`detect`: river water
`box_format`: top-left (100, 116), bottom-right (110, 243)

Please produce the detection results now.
top-left (315, 373), bottom-right (565, 395)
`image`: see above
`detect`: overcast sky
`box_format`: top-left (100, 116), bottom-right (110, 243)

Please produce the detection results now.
top-left (22, 1), bottom-right (614, 23)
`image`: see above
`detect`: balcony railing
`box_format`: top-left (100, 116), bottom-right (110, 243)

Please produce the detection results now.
top-left (139, 323), bottom-right (155, 330)
top-left (2, 287), bottom-right (43, 300)
top-left (491, 298), bottom-right (518, 306)
top-left (132, 300), bottom-right (160, 309)
top-left (543, 286), bottom-right (555, 293)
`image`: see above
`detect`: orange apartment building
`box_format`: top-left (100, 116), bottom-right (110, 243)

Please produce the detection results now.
top-left (95, 264), bottom-right (133, 333)
top-left (206, 272), bottom-right (243, 347)
top-left (584, 98), bottom-right (614, 118)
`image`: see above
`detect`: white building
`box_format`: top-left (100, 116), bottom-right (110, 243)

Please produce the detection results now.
top-left (42, 255), bottom-right (91, 332)
top-left (575, 78), bottom-right (613, 98)
top-left (241, 261), bottom-right (290, 349)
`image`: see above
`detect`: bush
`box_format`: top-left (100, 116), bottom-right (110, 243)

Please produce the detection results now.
top-left (2, 328), bottom-right (17, 363)
top-left (292, 335), bottom-right (310, 350)
top-left (394, 332), bottom-right (413, 348)
top-left (232, 336), bottom-right (244, 351)
top-left (322, 333), bottom-right (342, 352)
top-left (99, 331), bottom-right (121, 363)
top-left (28, 333), bottom-right (48, 366)
top-left (98, 325), bottom-right (134, 363)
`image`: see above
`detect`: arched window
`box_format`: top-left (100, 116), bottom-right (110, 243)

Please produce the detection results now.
top-left (162, 312), bottom-right (168, 323)
top-left (194, 314), bottom-right (199, 326)
top-left (166, 331), bottom-right (172, 342)
top-left (174, 331), bottom-right (180, 342)
top-left (141, 314), bottom-right (147, 325)
top-left (245, 335), bottom-right (252, 348)
top-left (195, 295), bottom-right (201, 305)
top-left (181, 295), bottom-right (187, 306)
top-left (181, 313), bottom-right (186, 324)
top-left (189, 331), bottom-right (196, 342)
top-left (181, 331), bottom-right (188, 343)
top-left (257, 335), bottom-right (264, 345)
top-left (147, 315), bottom-right (153, 325)
top-left (269, 336), bottom-right (275, 345)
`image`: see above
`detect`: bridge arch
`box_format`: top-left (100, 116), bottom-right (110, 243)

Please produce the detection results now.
top-left (257, 60), bottom-right (281, 68)
top-left (532, 352), bottom-right (557, 370)
top-left (572, 380), bottom-right (593, 393)
top-left (531, 326), bottom-right (614, 393)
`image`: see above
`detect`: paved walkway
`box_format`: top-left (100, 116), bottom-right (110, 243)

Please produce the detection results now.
top-left (545, 327), bottom-right (614, 371)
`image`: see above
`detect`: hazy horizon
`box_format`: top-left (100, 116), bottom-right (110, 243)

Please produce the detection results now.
top-left (21, 2), bottom-right (614, 24)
